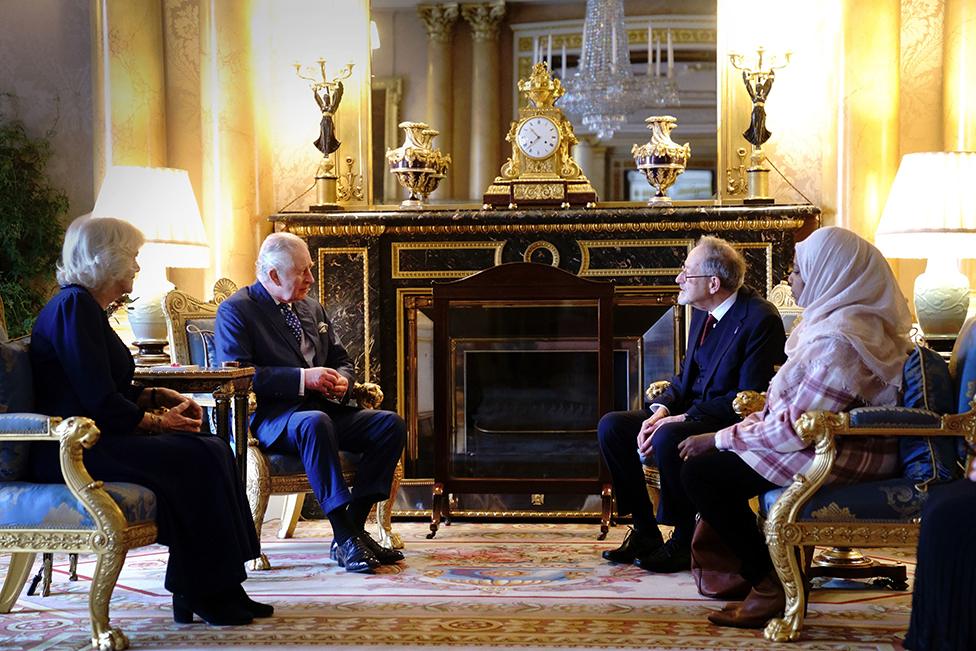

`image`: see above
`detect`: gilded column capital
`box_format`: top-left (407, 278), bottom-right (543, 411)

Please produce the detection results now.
top-left (418, 3), bottom-right (460, 44)
top-left (461, 1), bottom-right (506, 42)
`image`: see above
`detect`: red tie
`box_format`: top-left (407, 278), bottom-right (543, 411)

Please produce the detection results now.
top-left (699, 313), bottom-right (715, 346)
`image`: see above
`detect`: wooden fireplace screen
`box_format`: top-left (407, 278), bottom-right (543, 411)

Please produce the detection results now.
top-left (429, 262), bottom-right (615, 539)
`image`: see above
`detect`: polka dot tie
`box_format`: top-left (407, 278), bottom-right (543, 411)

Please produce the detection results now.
top-left (279, 303), bottom-right (303, 343)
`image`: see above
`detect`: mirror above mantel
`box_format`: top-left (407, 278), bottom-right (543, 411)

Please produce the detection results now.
top-left (369, 0), bottom-right (717, 206)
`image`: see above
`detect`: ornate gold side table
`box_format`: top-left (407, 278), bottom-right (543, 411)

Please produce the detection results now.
top-left (133, 366), bottom-right (254, 485)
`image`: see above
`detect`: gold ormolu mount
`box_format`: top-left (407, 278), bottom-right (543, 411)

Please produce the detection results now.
top-left (483, 62), bottom-right (596, 209)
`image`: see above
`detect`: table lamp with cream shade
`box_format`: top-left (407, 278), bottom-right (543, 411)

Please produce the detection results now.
top-left (875, 151), bottom-right (976, 336)
top-left (92, 166), bottom-right (210, 364)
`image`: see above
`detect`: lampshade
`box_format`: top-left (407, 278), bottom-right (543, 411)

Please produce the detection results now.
top-left (92, 166), bottom-right (209, 268)
top-left (876, 152), bottom-right (976, 259)
top-left (876, 151), bottom-right (976, 335)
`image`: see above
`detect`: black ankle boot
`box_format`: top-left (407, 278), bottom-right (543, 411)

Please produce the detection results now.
top-left (230, 584), bottom-right (274, 618)
top-left (172, 593), bottom-right (253, 626)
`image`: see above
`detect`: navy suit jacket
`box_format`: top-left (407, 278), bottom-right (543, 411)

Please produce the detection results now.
top-left (214, 281), bottom-right (357, 448)
top-left (655, 285), bottom-right (786, 426)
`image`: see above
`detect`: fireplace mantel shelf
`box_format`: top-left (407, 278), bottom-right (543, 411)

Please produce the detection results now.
top-left (274, 203), bottom-right (819, 237)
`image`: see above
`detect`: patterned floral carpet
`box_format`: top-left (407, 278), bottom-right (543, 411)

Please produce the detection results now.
top-left (0, 521), bottom-right (913, 650)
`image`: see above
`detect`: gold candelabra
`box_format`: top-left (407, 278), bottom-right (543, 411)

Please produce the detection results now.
top-left (728, 47), bottom-right (790, 204)
top-left (294, 58), bottom-right (354, 211)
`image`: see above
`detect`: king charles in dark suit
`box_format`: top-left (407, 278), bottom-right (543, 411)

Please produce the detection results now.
top-left (598, 236), bottom-right (786, 573)
top-left (215, 233), bottom-right (405, 573)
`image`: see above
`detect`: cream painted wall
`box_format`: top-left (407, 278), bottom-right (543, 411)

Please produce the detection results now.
top-left (0, 0), bottom-right (94, 219)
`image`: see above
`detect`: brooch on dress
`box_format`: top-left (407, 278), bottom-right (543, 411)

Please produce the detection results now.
top-left (317, 322), bottom-right (329, 334)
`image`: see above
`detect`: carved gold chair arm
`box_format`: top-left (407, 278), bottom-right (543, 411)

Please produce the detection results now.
top-left (644, 380), bottom-right (671, 403)
top-left (734, 390), bottom-right (767, 417)
top-left (352, 382), bottom-right (384, 409)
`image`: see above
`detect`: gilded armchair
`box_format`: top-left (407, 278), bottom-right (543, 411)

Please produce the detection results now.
top-left (162, 280), bottom-right (403, 571)
top-left (0, 297), bottom-right (158, 651)
top-left (740, 340), bottom-right (976, 642)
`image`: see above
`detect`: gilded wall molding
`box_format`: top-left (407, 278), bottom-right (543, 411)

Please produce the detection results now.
top-left (577, 238), bottom-right (693, 277)
top-left (391, 241), bottom-right (505, 279)
top-left (280, 218), bottom-right (807, 238)
top-left (523, 240), bottom-right (559, 266)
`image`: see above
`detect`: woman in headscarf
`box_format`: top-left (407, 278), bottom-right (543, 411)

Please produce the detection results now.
top-left (676, 226), bottom-right (913, 629)
top-left (29, 215), bottom-right (272, 626)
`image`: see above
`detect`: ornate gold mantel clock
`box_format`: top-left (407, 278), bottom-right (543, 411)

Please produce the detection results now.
top-left (483, 62), bottom-right (596, 209)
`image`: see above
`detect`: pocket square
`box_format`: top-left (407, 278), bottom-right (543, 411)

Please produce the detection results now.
top-left (317, 322), bottom-right (329, 334)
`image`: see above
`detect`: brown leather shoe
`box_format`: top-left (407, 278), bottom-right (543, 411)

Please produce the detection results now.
top-left (707, 572), bottom-right (785, 629)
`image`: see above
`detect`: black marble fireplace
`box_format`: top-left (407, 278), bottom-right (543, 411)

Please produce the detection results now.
top-left (271, 202), bottom-right (819, 519)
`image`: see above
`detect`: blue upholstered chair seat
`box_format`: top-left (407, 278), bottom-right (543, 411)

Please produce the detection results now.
top-left (265, 450), bottom-right (364, 476)
top-left (0, 481), bottom-right (157, 528)
top-left (760, 477), bottom-right (928, 523)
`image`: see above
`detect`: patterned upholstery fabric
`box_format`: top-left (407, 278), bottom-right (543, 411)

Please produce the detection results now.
top-left (265, 451), bottom-right (363, 476)
top-left (899, 346), bottom-right (963, 483)
top-left (0, 336), bottom-right (33, 413)
top-left (0, 481), bottom-right (157, 528)
top-left (760, 350), bottom-right (964, 523)
top-left (186, 319), bottom-right (218, 368)
top-left (0, 336), bottom-right (34, 481)
top-left (760, 478), bottom-right (926, 522)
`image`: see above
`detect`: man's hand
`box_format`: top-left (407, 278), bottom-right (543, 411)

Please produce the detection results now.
top-left (677, 432), bottom-right (716, 461)
top-left (637, 410), bottom-right (687, 457)
top-left (305, 367), bottom-right (349, 399)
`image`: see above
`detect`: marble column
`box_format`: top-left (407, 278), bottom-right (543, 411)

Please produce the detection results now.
top-left (461, 2), bottom-right (506, 202)
top-left (944, 0), bottom-right (976, 150)
top-left (418, 3), bottom-right (459, 199)
top-left (573, 136), bottom-right (607, 201)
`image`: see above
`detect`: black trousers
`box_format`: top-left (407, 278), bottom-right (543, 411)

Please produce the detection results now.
top-left (680, 449), bottom-right (778, 585)
top-left (597, 409), bottom-right (719, 543)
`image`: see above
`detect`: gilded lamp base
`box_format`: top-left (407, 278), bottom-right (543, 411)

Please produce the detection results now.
top-left (744, 166), bottom-right (774, 204)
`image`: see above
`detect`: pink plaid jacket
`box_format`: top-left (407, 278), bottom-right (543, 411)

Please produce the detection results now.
top-left (715, 338), bottom-right (901, 487)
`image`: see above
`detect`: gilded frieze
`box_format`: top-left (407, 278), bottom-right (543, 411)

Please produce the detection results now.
top-left (391, 241), bottom-right (505, 279)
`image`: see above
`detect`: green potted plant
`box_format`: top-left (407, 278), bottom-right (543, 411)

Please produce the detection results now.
top-left (0, 117), bottom-right (68, 338)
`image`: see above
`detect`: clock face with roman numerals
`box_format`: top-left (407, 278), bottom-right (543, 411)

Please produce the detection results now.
top-left (515, 116), bottom-right (560, 160)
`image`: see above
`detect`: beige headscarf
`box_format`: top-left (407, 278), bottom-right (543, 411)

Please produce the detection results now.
top-left (781, 226), bottom-right (912, 391)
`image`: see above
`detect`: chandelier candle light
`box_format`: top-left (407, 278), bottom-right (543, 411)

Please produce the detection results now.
top-left (560, 0), bottom-right (679, 140)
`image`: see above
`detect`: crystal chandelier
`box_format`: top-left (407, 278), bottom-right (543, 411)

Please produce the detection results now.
top-left (561, 0), bottom-right (679, 140)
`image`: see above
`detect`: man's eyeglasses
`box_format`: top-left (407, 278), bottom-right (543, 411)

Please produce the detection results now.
top-left (679, 266), bottom-right (714, 280)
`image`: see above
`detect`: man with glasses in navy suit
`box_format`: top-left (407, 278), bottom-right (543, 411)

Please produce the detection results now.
top-left (215, 233), bottom-right (405, 573)
top-left (598, 236), bottom-right (786, 573)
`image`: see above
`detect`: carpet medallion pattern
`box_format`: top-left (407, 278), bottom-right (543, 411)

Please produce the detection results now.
top-left (0, 522), bottom-right (911, 650)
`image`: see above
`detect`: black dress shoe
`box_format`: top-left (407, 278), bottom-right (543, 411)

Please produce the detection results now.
top-left (634, 538), bottom-right (692, 573)
top-left (331, 535), bottom-right (404, 565)
top-left (360, 532), bottom-right (404, 564)
top-left (172, 593), bottom-right (253, 626)
top-left (602, 528), bottom-right (664, 564)
top-left (335, 534), bottom-right (381, 573)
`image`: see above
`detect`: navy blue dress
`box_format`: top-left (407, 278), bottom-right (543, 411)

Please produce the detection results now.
top-left (28, 285), bottom-right (259, 597)
top-left (904, 479), bottom-right (976, 651)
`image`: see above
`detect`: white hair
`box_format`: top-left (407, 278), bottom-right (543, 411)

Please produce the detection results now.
top-left (256, 232), bottom-right (309, 282)
top-left (57, 215), bottom-right (144, 290)
top-left (696, 235), bottom-right (746, 292)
